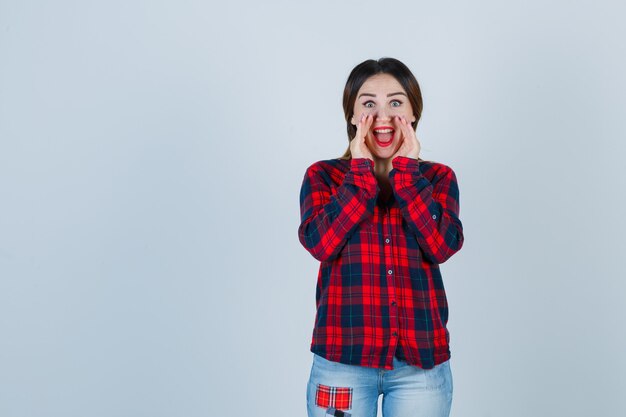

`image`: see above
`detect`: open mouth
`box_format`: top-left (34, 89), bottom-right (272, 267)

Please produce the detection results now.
top-left (372, 126), bottom-right (395, 147)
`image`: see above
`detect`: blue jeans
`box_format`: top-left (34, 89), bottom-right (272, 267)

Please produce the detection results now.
top-left (306, 354), bottom-right (453, 417)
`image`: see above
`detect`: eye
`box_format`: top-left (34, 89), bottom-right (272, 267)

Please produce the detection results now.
top-left (363, 101), bottom-right (375, 108)
top-left (390, 100), bottom-right (402, 107)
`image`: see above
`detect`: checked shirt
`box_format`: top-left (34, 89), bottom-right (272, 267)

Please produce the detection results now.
top-left (298, 156), bottom-right (464, 370)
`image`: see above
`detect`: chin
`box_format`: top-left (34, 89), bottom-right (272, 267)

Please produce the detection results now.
top-left (371, 150), bottom-right (396, 162)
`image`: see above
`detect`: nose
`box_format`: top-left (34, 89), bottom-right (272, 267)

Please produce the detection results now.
top-left (373, 108), bottom-right (392, 121)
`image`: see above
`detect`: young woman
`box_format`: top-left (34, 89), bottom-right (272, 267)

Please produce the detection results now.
top-left (298, 58), bottom-right (465, 417)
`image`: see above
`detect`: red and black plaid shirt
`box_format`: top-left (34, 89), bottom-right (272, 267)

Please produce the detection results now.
top-left (298, 156), bottom-right (464, 370)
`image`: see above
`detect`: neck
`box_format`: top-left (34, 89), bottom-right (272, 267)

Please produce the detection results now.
top-left (373, 157), bottom-right (392, 178)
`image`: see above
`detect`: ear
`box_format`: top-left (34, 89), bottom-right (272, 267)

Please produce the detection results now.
top-left (351, 115), bottom-right (357, 126)
top-left (410, 114), bottom-right (417, 123)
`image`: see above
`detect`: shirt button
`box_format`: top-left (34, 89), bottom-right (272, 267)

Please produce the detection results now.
top-left (385, 238), bottom-right (390, 244)
top-left (392, 331), bottom-right (398, 337)
top-left (391, 301), bottom-right (397, 306)
top-left (432, 214), bottom-right (437, 219)
top-left (387, 269), bottom-right (393, 275)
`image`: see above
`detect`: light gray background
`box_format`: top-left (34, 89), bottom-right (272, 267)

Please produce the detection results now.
top-left (1, 1), bottom-right (625, 416)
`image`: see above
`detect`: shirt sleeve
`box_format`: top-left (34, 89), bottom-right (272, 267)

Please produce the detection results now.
top-left (389, 156), bottom-right (464, 264)
top-left (298, 158), bottom-right (379, 262)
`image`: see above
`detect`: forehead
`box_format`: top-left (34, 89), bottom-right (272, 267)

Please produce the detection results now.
top-left (357, 73), bottom-right (405, 95)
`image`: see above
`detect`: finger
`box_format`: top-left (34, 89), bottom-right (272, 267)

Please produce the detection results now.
top-left (357, 113), bottom-right (367, 139)
top-left (399, 116), bottom-right (415, 141)
top-left (400, 116), bottom-right (421, 157)
top-left (359, 114), bottom-right (374, 143)
top-left (357, 114), bottom-right (369, 141)
top-left (353, 114), bottom-right (363, 142)
top-left (393, 116), bottom-right (408, 141)
top-left (364, 114), bottom-right (373, 132)
top-left (393, 116), bottom-right (403, 134)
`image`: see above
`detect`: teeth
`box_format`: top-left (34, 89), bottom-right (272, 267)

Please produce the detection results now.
top-left (374, 129), bottom-right (393, 134)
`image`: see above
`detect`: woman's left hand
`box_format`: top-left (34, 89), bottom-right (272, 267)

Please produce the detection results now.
top-left (392, 116), bottom-right (421, 160)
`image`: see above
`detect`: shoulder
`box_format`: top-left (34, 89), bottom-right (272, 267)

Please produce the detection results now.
top-left (304, 158), bottom-right (351, 182)
top-left (306, 158), bottom-right (350, 172)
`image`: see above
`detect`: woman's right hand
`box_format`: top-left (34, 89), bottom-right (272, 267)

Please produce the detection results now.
top-left (350, 113), bottom-right (374, 161)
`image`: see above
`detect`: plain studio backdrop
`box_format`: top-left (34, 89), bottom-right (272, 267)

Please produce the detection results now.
top-left (1, 1), bottom-right (625, 416)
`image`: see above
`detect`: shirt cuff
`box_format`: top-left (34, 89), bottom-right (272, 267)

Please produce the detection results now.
top-left (391, 156), bottom-right (419, 172)
top-left (350, 157), bottom-right (375, 173)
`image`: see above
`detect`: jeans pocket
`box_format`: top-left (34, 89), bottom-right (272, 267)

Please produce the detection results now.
top-left (425, 360), bottom-right (451, 392)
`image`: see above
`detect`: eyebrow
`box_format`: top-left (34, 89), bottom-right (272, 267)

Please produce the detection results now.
top-left (358, 92), bottom-right (407, 98)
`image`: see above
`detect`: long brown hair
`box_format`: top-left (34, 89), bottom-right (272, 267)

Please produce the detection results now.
top-left (340, 58), bottom-right (423, 159)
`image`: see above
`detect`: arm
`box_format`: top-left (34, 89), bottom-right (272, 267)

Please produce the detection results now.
top-left (298, 159), bottom-right (379, 262)
top-left (390, 156), bottom-right (464, 264)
